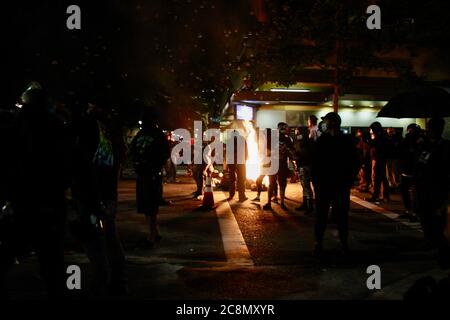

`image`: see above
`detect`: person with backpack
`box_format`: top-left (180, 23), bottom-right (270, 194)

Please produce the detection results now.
top-left (130, 110), bottom-right (170, 247)
top-left (72, 100), bottom-right (127, 296)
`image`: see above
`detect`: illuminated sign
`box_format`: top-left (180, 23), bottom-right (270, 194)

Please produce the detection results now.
top-left (236, 105), bottom-right (253, 120)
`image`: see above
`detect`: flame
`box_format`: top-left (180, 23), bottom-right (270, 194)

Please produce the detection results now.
top-left (262, 176), bottom-right (270, 187)
top-left (243, 120), bottom-right (260, 181)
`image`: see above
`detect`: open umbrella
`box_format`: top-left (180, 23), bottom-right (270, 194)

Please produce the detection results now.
top-left (377, 87), bottom-right (450, 118)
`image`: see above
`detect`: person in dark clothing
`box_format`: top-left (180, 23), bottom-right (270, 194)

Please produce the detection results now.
top-left (263, 123), bottom-right (294, 211)
top-left (165, 132), bottom-right (178, 183)
top-left (355, 129), bottom-right (372, 192)
top-left (398, 124), bottom-right (422, 221)
top-left (253, 129), bottom-right (277, 202)
top-left (227, 130), bottom-right (248, 202)
top-left (129, 110), bottom-right (170, 246)
top-left (367, 122), bottom-right (390, 202)
top-left (386, 127), bottom-right (403, 189)
top-left (414, 118), bottom-right (450, 268)
top-left (71, 102), bottom-right (127, 296)
top-left (295, 116), bottom-right (319, 214)
top-left (0, 86), bottom-right (72, 298)
top-left (311, 112), bottom-right (358, 257)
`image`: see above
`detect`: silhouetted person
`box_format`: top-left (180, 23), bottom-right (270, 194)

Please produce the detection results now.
top-left (398, 124), bottom-right (422, 221)
top-left (0, 86), bottom-right (72, 298)
top-left (414, 118), bottom-right (450, 268)
top-left (367, 122), bottom-right (390, 202)
top-left (72, 101), bottom-right (127, 296)
top-left (311, 112), bottom-right (358, 257)
top-left (263, 122), bottom-right (294, 211)
top-left (0, 108), bottom-right (18, 299)
top-left (130, 110), bottom-right (170, 246)
top-left (296, 116), bottom-right (319, 214)
top-left (192, 143), bottom-right (206, 198)
top-left (355, 129), bottom-right (371, 192)
top-left (165, 132), bottom-right (177, 183)
top-left (227, 130), bottom-right (248, 202)
top-left (386, 127), bottom-right (402, 189)
top-left (253, 128), bottom-right (278, 202)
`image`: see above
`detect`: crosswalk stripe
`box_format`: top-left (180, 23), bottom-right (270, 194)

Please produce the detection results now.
top-left (350, 195), bottom-right (422, 231)
top-left (214, 192), bottom-right (254, 267)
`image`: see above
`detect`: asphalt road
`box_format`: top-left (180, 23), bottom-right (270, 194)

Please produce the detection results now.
top-left (4, 176), bottom-right (448, 300)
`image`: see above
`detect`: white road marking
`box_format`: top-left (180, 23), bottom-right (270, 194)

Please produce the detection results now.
top-left (214, 192), bottom-right (254, 267)
top-left (350, 195), bottom-right (422, 230)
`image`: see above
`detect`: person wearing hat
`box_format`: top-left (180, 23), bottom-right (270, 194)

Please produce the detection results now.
top-left (311, 112), bottom-right (358, 257)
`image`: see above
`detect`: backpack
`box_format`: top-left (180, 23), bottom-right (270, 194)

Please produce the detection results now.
top-left (92, 121), bottom-right (114, 168)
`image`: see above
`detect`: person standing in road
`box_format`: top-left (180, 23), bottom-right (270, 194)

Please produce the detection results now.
top-left (263, 122), bottom-right (294, 211)
top-left (367, 122), bottom-right (390, 202)
top-left (386, 127), bottom-right (402, 190)
top-left (398, 124), bottom-right (422, 221)
top-left (311, 112), bottom-right (358, 257)
top-left (0, 85), bottom-right (72, 298)
top-left (227, 130), bottom-right (248, 202)
top-left (414, 118), bottom-right (450, 268)
top-left (296, 115), bottom-right (319, 214)
top-left (355, 129), bottom-right (371, 193)
top-left (130, 110), bottom-right (170, 247)
top-left (72, 100), bottom-right (128, 296)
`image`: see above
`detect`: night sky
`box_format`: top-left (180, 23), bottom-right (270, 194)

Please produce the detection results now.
top-left (5, 1), bottom-right (257, 118)
top-left (4, 0), bottom-right (450, 127)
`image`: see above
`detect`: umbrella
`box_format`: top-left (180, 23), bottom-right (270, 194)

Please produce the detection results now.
top-left (377, 87), bottom-right (450, 118)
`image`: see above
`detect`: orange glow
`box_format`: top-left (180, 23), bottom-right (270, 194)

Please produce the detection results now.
top-left (243, 120), bottom-right (260, 181)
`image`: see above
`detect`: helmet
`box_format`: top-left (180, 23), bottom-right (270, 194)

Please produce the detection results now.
top-left (369, 121), bottom-right (383, 134)
top-left (19, 82), bottom-right (48, 108)
top-left (321, 112), bottom-right (341, 126)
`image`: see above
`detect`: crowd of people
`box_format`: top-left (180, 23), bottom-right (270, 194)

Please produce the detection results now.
top-left (0, 85), bottom-right (173, 299)
top-left (0, 83), bottom-right (448, 299)
top-left (222, 114), bottom-right (449, 262)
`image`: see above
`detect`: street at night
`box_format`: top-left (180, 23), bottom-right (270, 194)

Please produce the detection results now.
top-left (4, 175), bottom-right (447, 300)
top-left (1, 0), bottom-right (450, 315)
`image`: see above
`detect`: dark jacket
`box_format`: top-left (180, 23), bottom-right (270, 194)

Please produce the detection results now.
top-left (399, 133), bottom-right (420, 175)
top-left (370, 133), bottom-right (389, 163)
top-left (10, 105), bottom-right (72, 207)
top-left (130, 126), bottom-right (170, 175)
top-left (312, 132), bottom-right (358, 191)
top-left (295, 135), bottom-right (315, 167)
top-left (414, 138), bottom-right (450, 207)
